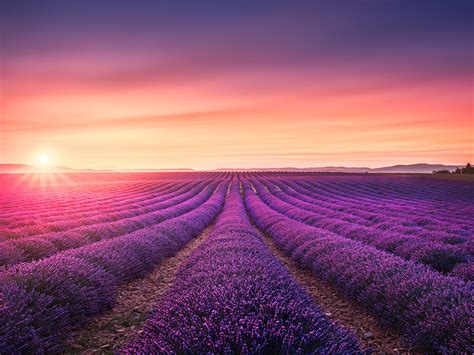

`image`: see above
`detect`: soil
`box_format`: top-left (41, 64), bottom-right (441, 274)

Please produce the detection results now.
top-left (64, 226), bottom-right (213, 354)
top-left (64, 219), bottom-right (421, 354)
top-left (260, 231), bottom-right (418, 354)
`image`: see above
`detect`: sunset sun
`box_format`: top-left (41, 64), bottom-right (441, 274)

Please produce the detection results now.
top-left (38, 154), bottom-right (49, 165)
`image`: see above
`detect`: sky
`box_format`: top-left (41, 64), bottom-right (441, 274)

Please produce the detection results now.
top-left (1, 0), bottom-right (473, 170)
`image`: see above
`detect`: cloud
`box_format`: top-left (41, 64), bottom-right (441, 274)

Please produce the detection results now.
top-left (1, 1), bottom-right (472, 168)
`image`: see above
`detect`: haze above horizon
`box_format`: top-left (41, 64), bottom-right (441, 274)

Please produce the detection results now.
top-left (1, 1), bottom-right (472, 170)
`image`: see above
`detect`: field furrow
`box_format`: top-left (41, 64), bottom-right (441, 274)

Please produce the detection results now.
top-left (0, 172), bottom-right (472, 353)
top-left (123, 180), bottom-right (361, 353)
top-left (65, 223), bottom-right (214, 352)
top-left (0, 180), bottom-right (227, 352)
top-left (0, 182), bottom-right (220, 266)
top-left (251, 178), bottom-right (470, 275)
top-left (243, 179), bottom-right (472, 352)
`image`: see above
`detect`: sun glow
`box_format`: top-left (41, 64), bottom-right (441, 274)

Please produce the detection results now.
top-left (38, 155), bottom-right (50, 165)
top-left (10, 152), bottom-right (73, 188)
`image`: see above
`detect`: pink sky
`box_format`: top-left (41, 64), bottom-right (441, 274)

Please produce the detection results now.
top-left (1, 2), bottom-right (472, 169)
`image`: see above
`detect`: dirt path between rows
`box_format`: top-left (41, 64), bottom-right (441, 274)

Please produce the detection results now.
top-left (259, 232), bottom-right (415, 354)
top-left (65, 215), bottom-right (414, 353)
top-left (65, 226), bottom-right (213, 354)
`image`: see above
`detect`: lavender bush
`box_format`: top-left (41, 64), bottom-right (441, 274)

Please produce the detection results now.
top-left (251, 179), bottom-right (471, 275)
top-left (124, 180), bottom-right (361, 353)
top-left (0, 181), bottom-right (217, 266)
top-left (0, 182), bottom-right (227, 352)
top-left (243, 180), bottom-right (473, 353)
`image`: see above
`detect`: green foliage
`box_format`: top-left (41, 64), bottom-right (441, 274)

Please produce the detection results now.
top-left (433, 163), bottom-right (473, 174)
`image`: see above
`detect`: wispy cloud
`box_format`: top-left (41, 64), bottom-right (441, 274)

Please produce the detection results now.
top-left (1, 1), bottom-right (472, 169)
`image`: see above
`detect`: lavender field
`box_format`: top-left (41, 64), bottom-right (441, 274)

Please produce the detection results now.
top-left (0, 172), bottom-right (472, 353)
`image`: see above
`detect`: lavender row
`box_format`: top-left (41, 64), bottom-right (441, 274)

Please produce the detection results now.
top-left (294, 178), bottom-right (474, 228)
top-left (273, 178), bottom-right (472, 245)
top-left (0, 181), bottom-right (216, 267)
top-left (0, 172), bottom-right (227, 218)
top-left (253, 179), bottom-right (470, 275)
top-left (124, 181), bottom-right (361, 353)
top-left (0, 181), bottom-right (179, 228)
top-left (0, 182), bottom-right (227, 352)
top-left (4, 181), bottom-right (207, 244)
top-left (0, 180), bottom-right (163, 218)
top-left (243, 181), bottom-right (472, 353)
top-left (287, 177), bottom-right (471, 225)
top-left (284, 180), bottom-right (472, 244)
top-left (282, 178), bottom-right (474, 238)
top-left (0, 181), bottom-right (191, 237)
top-left (303, 175), bottom-right (474, 203)
top-left (282, 177), bottom-right (473, 252)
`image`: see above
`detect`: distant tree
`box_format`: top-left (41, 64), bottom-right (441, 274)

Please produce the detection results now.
top-left (462, 163), bottom-right (473, 174)
top-left (433, 169), bottom-right (451, 174)
top-left (451, 163), bottom-right (473, 174)
top-left (432, 163), bottom-right (473, 175)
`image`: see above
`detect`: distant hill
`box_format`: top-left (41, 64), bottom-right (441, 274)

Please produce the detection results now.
top-left (0, 164), bottom-right (31, 173)
top-left (371, 164), bottom-right (462, 174)
top-left (215, 163), bottom-right (463, 174)
top-left (216, 166), bottom-right (370, 173)
top-left (116, 168), bottom-right (195, 172)
top-left (0, 164), bottom-right (110, 173)
top-left (0, 164), bottom-right (194, 173)
top-left (0, 163), bottom-right (462, 174)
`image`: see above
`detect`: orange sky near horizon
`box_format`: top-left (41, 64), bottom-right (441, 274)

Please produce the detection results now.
top-left (1, 1), bottom-right (473, 170)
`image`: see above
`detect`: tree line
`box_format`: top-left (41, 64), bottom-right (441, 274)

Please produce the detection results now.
top-left (433, 163), bottom-right (474, 174)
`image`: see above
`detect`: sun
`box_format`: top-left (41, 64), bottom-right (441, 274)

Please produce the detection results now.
top-left (38, 154), bottom-right (49, 165)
